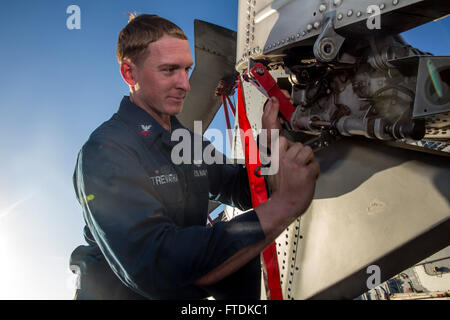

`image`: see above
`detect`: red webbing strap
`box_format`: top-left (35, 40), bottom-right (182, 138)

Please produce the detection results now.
top-left (225, 96), bottom-right (236, 116)
top-left (221, 95), bottom-right (233, 146)
top-left (237, 78), bottom-right (283, 300)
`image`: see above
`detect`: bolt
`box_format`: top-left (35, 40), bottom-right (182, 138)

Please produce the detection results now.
top-left (314, 21), bottom-right (321, 29)
top-left (347, 10), bottom-right (353, 16)
top-left (337, 13), bottom-right (343, 20)
top-left (333, 0), bottom-right (342, 6)
top-left (319, 4), bottom-right (327, 12)
top-left (256, 68), bottom-right (265, 75)
top-left (393, 0), bottom-right (399, 5)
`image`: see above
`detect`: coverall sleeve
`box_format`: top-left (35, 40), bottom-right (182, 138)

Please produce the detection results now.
top-left (206, 148), bottom-right (254, 211)
top-left (74, 138), bottom-right (265, 299)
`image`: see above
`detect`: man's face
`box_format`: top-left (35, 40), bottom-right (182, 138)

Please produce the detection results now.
top-left (133, 35), bottom-right (193, 117)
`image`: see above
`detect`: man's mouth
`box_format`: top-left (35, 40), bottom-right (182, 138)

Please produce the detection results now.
top-left (168, 96), bottom-right (185, 103)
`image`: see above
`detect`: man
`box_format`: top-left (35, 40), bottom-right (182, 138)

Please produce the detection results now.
top-left (70, 14), bottom-right (319, 300)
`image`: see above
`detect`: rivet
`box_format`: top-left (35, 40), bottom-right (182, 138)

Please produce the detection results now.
top-left (319, 4), bottom-right (327, 12)
top-left (347, 10), bottom-right (353, 16)
top-left (357, 11), bottom-right (362, 17)
top-left (380, 3), bottom-right (386, 10)
top-left (393, 0), bottom-right (399, 5)
top-left (333, 0), bottom-right (342, 6)
top-left (307, 24), bottom-right (313, 31)
top-left (314, 21), bottom-right (321, 28)
top-left (337, 13), bottom-right (343, 20)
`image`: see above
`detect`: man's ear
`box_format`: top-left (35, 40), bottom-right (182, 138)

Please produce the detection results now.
top-left (120, 60), bottom-right (137, 86)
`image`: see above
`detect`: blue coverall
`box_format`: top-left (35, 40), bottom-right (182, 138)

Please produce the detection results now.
top-left (70, 96), bottom-right (266, 299)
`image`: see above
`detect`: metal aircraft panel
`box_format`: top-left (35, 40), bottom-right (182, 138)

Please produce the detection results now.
top-left (235, 69), bottom-right (449, 299)
top-left (178, 20), bottom-right (237, 132)
top-left (236, 0), bottom-right (450, 71)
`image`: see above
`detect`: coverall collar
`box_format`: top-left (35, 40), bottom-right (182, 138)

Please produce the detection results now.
top-left (117, 96), bottom-right (185, 148)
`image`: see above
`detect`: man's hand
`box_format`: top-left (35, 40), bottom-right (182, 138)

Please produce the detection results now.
top-left (272, 136), bottom-right (319, 211)
top-left (257, 135), bottom-right (319, 238)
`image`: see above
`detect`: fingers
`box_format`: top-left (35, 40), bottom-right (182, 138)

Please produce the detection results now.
top-left (265, 97), bottom-right (280, 120)
top-left (283, 142), bottom-right (316, 167)
top-left (278, 136), bottom-right (289, 156)
top-left (308, 160), bottom-right (321, 180)
top-left (295, 145), bottom-right (314, 166)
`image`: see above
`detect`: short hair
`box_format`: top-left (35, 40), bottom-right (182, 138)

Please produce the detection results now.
top-left (116, 13), bottom-right (188, 66)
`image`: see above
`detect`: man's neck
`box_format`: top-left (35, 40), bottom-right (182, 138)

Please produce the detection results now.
top-left (129, 94), bottom-right (171, 132)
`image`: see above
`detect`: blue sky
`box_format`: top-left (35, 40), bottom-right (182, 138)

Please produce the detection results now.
top-left (0, 1), bottom-right (448, 299)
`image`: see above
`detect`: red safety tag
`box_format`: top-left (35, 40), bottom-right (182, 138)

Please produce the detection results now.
top-left (245, 63), bottom-right (296, 123)
top-left (237, 78), bottom-right (283, 300)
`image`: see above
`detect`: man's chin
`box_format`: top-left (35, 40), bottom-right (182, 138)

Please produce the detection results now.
top-left (167, 103), bottom-right (184, 115)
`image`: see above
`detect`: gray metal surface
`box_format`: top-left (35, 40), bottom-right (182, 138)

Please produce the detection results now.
top-left (178, 20), bottom-right (237, 132)
top-left (233, 71), bottom-right (450, 299)
top-left (236, 0), bottom-right (450, 72)
top-left (283, 138), bottom-right (450, 299)
top-left (419, 246), bottom-right (450, 276)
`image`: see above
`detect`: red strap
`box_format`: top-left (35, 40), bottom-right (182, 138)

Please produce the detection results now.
top-left (237, 78), bottom-right (283, 300)
top-left (246, 63), bottom-right (295, 122)
top-left (225, 96), bottom-right (236, 117)
top-left (221, 95), bottom-right (233, 146)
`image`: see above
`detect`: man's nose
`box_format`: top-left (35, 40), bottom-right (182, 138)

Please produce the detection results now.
top-left (176, 70), bottom-right (190, 92)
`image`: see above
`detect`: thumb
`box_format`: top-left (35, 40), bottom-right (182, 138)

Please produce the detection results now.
top-left (270, 97), bottom-right (280, 115)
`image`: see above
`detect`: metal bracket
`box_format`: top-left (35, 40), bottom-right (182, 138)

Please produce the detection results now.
top-left (313, 12), bottom-right (345, 63)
